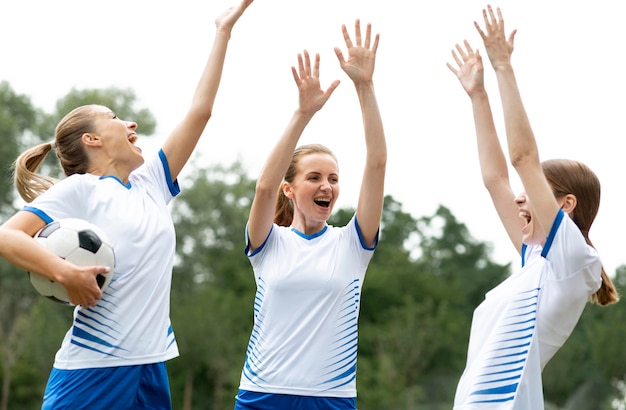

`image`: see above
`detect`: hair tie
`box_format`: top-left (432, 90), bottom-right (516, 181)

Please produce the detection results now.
top-left (50, 140), bottom-right (57, 150)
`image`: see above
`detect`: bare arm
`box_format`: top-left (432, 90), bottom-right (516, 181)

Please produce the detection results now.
top-left (447, 40), bottom-right (523, 251)
top-left (247, 51), bottom-right (340, 251)
top-left (335, 20), bottom-right (386, 247)
top-left (478, 6), bottom-right (559, 234)
top-left (0, 211), bottom-right (108, 307)
top-left (162, 0), bottom-right (253, 180)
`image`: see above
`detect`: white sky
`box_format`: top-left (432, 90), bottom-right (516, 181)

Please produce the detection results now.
top-left (2, 0), bottom-right (625, 275)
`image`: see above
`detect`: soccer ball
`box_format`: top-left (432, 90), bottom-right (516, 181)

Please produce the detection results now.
top-left (29, 218), bottom-right (115, 305)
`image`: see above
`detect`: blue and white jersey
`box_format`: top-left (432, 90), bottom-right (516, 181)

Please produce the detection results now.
top-left (453, 210), bottom-right (602, 409)
top-left (24, 150), bottom-right (180, 369)
top-left (239, 216), bottom-right (376, 398)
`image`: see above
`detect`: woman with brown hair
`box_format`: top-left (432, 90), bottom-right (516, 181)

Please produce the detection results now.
top-left (235, 19), bottom-right (386, 410)
top-left (447, 5), bottom-right (618, 409)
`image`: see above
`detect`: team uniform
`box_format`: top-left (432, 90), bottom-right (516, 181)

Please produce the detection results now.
top-left (453, 209), bottom-right (603, 409)
top-left (24, 150), bottom-right (180, 409)
top-left (235, 216), bottom-right (377, 410)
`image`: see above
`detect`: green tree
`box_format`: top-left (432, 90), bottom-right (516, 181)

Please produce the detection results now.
top-left (357, 203), bottom-right (510, 409)
top-left (168, 162), bottom-right (257, 410)
top-left (0, 82), bottom-right (41, 410)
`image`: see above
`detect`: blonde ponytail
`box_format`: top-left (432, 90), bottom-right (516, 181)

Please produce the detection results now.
top-left (12, 142), bottom-right (57, 203)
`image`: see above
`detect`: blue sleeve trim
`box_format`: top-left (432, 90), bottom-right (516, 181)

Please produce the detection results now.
top-left (158, 149), bottom-right (180, 197)
top-left (541, 209), bottom-right (565, 258)
top-left (354, 216), bottom-right (378, 251)
top-left (244, 224), bottom-right (273, 257)
top-left (22, 206), bottom-right (53, 224)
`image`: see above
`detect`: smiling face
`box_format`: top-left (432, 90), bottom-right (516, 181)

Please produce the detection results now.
top-left (87, 105), bottom-right (144, 177)
top-left (284, 152), bottom-right (340, 233)
top-left (515, 192), bottom-right (548, 246)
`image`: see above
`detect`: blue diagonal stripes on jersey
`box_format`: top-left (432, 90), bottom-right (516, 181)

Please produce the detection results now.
top-left (318, 279), bottom-right (360, 391)
top-left (242, 277), bottom-right (269, 386)
top-left (468, 287), bottom-right (540, 405)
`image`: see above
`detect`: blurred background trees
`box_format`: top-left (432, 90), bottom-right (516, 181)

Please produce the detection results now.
top-left (1, 82), bottom-right (624, 409)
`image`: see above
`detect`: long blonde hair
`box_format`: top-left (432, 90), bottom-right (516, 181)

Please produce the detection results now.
top-left (274, 144), bottom-right (338, 227)
top-left (542, 159), bottom-right (619, 306)
top-left (13, 105), bottom-right (96, 203)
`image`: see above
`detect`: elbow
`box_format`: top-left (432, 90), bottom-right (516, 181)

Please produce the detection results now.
top-left (254, 178), bottom-right (280, 201)
top-left (188, 107), bottom-right (213, 125)
top-left (509, 148), bottom-right (538, 170)
top-left (482, 173), bottom-right (509, 193)
top-left (374, 156), bottom-right (387, 171)
top-left (368, 148), bottom-right (388, 171)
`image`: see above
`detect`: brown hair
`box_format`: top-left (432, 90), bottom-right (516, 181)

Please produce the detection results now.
top-left (13, 105), bottom-right (96, 203)
top-left (274, 143), bottom-right (338, 227)
top-left (542, 159), bottom-right (619, 306)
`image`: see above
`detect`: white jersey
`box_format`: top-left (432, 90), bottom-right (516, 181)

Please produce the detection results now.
top-left (24, 150), bottom-right (180, 369)
top-left (454, 210), bottom-right (602, 409)
top-left (238, 216), bottom-right (376, 398)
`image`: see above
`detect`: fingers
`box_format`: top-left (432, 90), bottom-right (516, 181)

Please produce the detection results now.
top-left (484, 5), bottom-right (504, 33)
top-left (342, 20), bottom-right (378, 53)
top-left (447, 40), bottom-right (480, 75)
top-left (341, 24), bottom-right (353, 49)
top-left (312, 52), bottom-right (320, 79)
top-left (293, 50), bottom-right (317, 83)
top-left (446, 62), bottom-right (458, 76)
top-left (334, 47), bottom-right (345, 65)
top-left (450, 48), bottom-right (463, 69)
top-left (371, 33), bottom-right (380, 55)
top-left (324, 79), bottom-right (341, 99)
top-left (355, 20), bottom-right (362, 47)
top-left (508, 29), bottom-right (518, 49)
top-left (474, 21), bottom-right (486, 40)
top-left (291, 66), bottom-right (300, 85)
top-left (296, 52), bottom-right (306, 81)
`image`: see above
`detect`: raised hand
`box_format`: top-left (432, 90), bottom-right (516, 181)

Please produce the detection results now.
top-left (291, 50), bottom-right (340, 116)
top-left (475, 4), bottom-right (516, 70)
top-left (447, 40), bottom-right (486, 98)
top-left (334, 20), bottom-right (379, 85)
top-left (215, 0), bottom-right (253, 33)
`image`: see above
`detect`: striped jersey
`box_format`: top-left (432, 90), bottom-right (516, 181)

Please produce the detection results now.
top-left (239, 216), bottom-right (376, 398)
top-left (454, 210), bottom-right (602, 409)
top-left (24, 150), bottom-right (180, 369)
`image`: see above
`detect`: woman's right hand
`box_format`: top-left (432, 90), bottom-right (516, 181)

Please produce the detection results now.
top-left (447, 40), bottom-right (486, 98)
top-left (291, 50), bottom-right (340, 117)
top-left (58, 262), bottom-right (109, 308)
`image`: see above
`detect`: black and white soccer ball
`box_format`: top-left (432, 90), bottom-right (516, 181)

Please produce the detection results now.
top-left (29, 218), bottom-right (115, 304)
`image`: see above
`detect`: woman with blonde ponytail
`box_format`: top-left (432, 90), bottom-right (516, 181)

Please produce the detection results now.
top-left (0, 1), bottom-right (252, 409)
top-left (447, 6), bottom-right (617, 409)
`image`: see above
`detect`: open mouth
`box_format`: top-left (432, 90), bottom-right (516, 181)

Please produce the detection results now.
top-left (519, 210), bottom-right (531, 226)
top-left (314, 198), bottom-right (331, 208)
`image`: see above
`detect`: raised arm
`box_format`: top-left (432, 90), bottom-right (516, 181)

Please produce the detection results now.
top-left (447, 40), bottom-right (523, 251)
top-left (162, 0), bottom-right (253, 180)
top-left (478, 5), bottom-right (560, 236)
top-left (334, 20), bottom-right (386, 247)
top-left (246, 51), bottom-right (339, 251)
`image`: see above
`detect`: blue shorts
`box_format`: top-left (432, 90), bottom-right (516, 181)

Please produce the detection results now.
top-left (42, 363), bottom-right (171, 410)
top-left (234, 389), bottom-right (357, 410)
